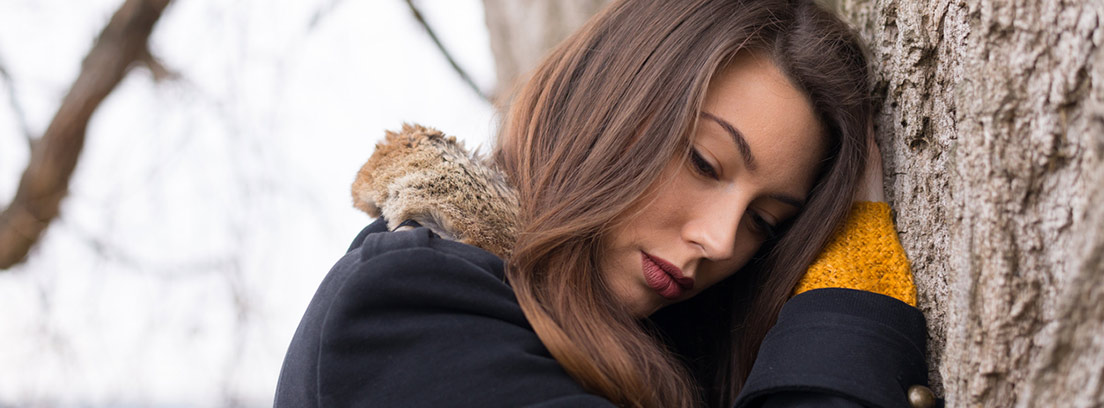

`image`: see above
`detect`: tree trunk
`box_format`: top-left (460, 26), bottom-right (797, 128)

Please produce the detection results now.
top-left (481, 0), bottom-right (611, 101)
top-left (836, 1), bottom-right (1104, 406)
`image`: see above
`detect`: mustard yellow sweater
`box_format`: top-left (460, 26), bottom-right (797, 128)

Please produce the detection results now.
top-left (794, 202), bottom-right (917, 306)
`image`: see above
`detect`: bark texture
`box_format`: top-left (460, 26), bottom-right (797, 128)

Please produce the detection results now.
top-left (481, 0), bottom-right (610, 101)
top-left (0, 0), bottom-right (172, 269)
top-left (836, 1), bottom-right (1104, 406)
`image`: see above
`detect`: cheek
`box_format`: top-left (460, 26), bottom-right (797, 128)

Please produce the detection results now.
top-left (617, 173), bottom-right (695, 236)
top-left (699, 241), bottom-right (760, 289)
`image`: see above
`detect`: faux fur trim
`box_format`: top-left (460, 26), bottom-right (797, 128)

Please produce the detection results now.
top-left (351, 123), bottom-right (519, 259)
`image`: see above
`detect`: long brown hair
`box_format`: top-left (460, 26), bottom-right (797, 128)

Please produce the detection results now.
top-left (492, 1), bottom-right (873, 406)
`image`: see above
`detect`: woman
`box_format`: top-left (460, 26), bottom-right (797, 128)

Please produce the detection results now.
top-left (276, 0), bottom-right (932, 407)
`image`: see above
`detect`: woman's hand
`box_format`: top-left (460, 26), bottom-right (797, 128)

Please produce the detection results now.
top-left (853, 123), bottom-right (886, 203)
top-left (792, 121), bottom-right (916, 306)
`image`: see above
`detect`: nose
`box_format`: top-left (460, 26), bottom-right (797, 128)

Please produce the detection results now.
top-left (682, 195), bottom-right (748, 261)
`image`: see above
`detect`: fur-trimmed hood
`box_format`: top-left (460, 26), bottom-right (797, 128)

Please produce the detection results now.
top-left (351, 124), bottom-right (519, 259)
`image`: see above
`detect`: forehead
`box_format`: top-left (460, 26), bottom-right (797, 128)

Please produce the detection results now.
top-left (701, 51), bottom-right (826, 183)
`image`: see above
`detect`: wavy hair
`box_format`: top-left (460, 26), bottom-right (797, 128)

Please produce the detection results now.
top-left (492, 1), bottom-right (873, 406)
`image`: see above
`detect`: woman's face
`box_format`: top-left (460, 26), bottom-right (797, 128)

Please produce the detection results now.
top-left (601, 51), bottom-right (828, 317)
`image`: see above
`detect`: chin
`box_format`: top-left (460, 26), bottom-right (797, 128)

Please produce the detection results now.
top-left (632, 295), bottom-right (668, 318)
top-left (619, 290), bottom-right (660, 318)
top-left (642, 305), bottom-right (665, 318)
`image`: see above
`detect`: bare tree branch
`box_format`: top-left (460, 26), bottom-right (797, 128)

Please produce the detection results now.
top-left (403, 0), bottom-right (491, 103)
top-left (59, 216), bottom-right (235, 278)
top-left (0, 0), bottom-right (174, 270)
top-left (137, 47), bottom-right (178, 82)
top-left (0, 51), bottom-right (35, 146)
top-left (308, 0), bottom-right (347, 32)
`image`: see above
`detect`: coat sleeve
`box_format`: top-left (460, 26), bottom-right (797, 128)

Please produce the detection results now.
top-left (733, 288), bottom-right (931, 408)
top-left (275, 227), bottom-right (614, 408)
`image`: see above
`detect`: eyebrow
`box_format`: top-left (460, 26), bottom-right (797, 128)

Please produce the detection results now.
top-left (700, 111), bottom-right (806, 209)
top-left (701, 111), bottom-right (757, 171)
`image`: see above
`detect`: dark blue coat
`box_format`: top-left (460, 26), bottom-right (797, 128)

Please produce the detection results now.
top-left (274, 219), bottom-right (930, 407)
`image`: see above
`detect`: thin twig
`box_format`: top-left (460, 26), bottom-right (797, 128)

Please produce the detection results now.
top-left (403, 0), bottom-right (491, 103)
top-left (0, 52), bottom-right (35, 146)
top-left (308, 0), bottom-right (347, 31)
top-left (59, 215), bottom-right (236, 279)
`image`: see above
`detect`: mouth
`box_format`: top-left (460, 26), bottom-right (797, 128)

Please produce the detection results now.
top-left (641, 252), bottom-right (694, 300)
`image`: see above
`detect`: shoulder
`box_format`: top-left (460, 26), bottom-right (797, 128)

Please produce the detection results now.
top-left (322, 221), bottom-right (525, 332)
top-left (347, 217), bottom-right (507, 281)
top-left (277, 219), bottom-right (611, 407)
top-left (299, 218), bottom-right (517, 332)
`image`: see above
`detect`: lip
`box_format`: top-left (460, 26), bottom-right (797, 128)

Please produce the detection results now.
top-left (641, 252), bottom-right (695, 300)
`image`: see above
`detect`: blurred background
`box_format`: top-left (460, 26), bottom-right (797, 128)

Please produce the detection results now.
top-left (0, 0), bottom-right (605, 406)
top-left (4, 0), bottom-right (1103, 407)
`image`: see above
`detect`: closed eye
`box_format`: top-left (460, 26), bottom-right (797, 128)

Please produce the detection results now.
top-left (689, 148), bottom-right (718, 179)
top-left (747, 212), bottom-right (779, 240)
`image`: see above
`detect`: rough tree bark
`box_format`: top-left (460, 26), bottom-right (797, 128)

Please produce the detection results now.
top-left (836, 1), bottom-right (1104, 406)
top-left (0, 0), bottom-right (173, 269)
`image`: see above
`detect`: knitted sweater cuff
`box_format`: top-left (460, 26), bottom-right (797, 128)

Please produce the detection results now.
top-left (793, 202), bottom-right (917, 306)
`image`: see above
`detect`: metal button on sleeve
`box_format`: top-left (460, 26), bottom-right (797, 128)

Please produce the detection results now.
top-left (908, 385), bottom-right (936, 408)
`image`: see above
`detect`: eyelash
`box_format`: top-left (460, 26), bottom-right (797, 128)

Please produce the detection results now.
top-left (688, 148), bottom-right (780, 240)
top-left (689, 148), bottom-right (718, 179)
top-left (749, 213), bottom-right (779, 240)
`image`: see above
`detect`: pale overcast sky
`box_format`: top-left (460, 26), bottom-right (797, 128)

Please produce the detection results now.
top-left (0, 0), bottom-right (496, 406)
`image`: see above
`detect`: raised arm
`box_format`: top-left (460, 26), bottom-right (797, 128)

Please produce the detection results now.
top-left (734, 134), bottom-right (936, 408)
